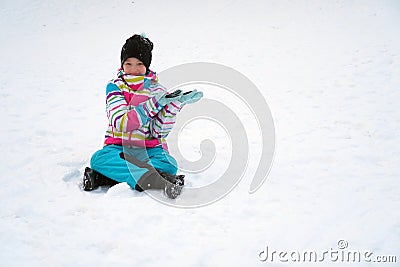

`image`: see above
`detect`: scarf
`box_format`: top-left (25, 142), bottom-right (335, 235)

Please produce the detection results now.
top-left (112, 68), bottom-right (158, 91)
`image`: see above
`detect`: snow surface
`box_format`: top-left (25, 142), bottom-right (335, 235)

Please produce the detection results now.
top-left (1, 0), bottom-right (399, 266)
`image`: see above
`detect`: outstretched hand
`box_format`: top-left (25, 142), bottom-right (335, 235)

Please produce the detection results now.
top-left (157, 89), bottom-right (183, 106)
top-left (178, 89), bottom-right (203, 105)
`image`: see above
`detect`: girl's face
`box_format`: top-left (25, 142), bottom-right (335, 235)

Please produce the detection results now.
top-left (122, 57), bottom-right (146, 76)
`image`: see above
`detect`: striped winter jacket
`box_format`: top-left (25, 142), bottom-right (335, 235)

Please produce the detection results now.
top-left (104, 69), bottom-right (182, 148)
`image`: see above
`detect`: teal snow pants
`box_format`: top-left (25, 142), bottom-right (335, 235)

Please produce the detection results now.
top-left (90, 145), bottom-right (178, 189)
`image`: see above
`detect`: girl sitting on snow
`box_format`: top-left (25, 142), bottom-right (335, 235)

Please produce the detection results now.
top-left (83, 34), bottom-right (203, 198)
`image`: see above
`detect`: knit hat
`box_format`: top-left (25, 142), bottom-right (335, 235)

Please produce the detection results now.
top-left (120, 34), bottom-right (153, 71)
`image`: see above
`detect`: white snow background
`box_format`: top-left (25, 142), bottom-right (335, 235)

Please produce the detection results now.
top-left (1, 0), bottom-right (399, 266)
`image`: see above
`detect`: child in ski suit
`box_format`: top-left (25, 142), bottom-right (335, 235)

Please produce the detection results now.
top-left (83, 34), bottom-right (203, 198)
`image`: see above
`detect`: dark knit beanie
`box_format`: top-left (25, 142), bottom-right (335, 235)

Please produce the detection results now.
top-left (120, 34), bottom-right (153, 70)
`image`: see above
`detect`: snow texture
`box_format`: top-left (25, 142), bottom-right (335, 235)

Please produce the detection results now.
top-left (1, 0), bottom-right (399, 266)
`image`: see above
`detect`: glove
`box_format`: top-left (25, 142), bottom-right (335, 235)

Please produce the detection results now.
top-left (178, 89), bottom-right (203, 105)
top-left (157, 89), bottom-right (183, 106)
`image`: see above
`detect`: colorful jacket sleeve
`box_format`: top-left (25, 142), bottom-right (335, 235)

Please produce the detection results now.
top-left (106, 83), bottom-right (163, 132)
top-left (150, 101), bottom-right (182, 138)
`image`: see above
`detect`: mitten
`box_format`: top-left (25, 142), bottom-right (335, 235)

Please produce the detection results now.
top-left (158, 89), bottom-right (183, 106)
top-left (178, 89), bottom-right (203, 105)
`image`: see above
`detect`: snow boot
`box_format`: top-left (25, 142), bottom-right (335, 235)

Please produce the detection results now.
top-left (163, 173), bottom-right (185, 199)
top-left (156, 171), bottom-right (184, 199)
top-left (82, 167), bottom-right (118, 191)
top-left (136, 170), bottom-right (185, 199)
top-left (119, 152), bottom-right (185, 199)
